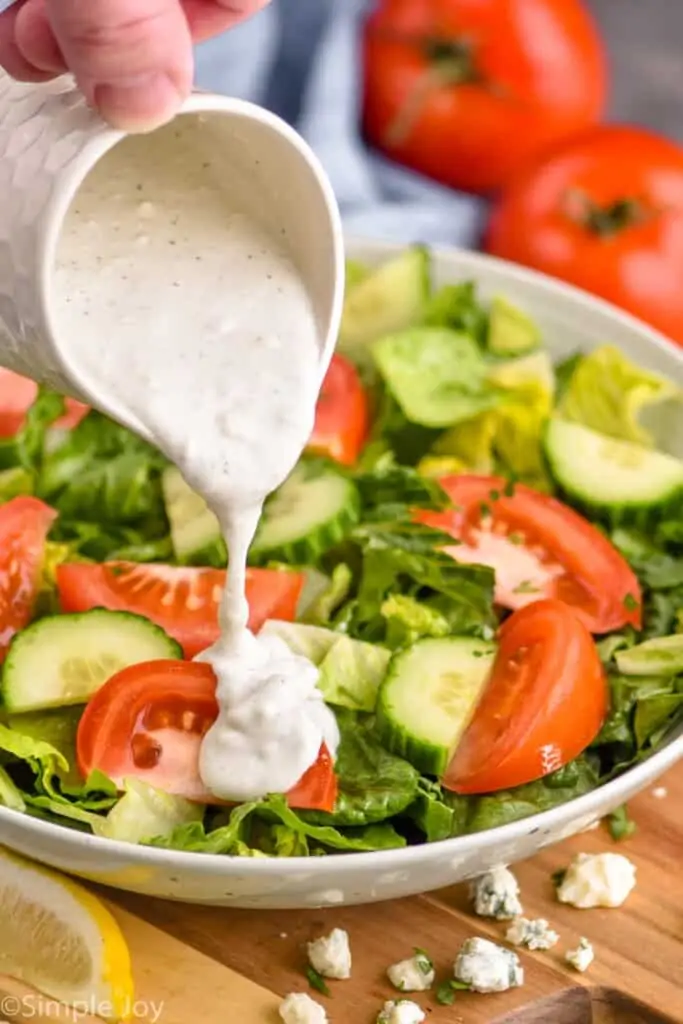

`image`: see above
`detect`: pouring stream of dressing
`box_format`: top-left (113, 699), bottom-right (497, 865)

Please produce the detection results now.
top-left (50, 116), bottom-right (339, 801)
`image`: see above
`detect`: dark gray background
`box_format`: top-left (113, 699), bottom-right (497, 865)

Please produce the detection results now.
top-left (588, 0), bottom-right (683, 139)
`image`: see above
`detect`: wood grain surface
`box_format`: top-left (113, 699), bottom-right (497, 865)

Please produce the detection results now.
top-left (101, 764), bottom-right (683, 1024)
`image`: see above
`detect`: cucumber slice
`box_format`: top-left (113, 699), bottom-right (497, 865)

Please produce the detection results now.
top-left (250, 460), bottom-right (360, 565)
top-left (544, 417), bottom-right (683, 524)
top-left (615, 635), bottom-right (683, 677)
top-left (162, 465), bottom-right (226, 566)
top-left (487, 296), bottom-right (540, 356)
top-left (376, 636), bottom-right (496, 776)
top-left (339, 247), bottom-right (430, 360)
top-left (2, 609), bottom-right (182, 713)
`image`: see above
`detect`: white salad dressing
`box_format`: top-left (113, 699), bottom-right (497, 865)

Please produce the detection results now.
top-left (50, 116), bottom-right (339, 802)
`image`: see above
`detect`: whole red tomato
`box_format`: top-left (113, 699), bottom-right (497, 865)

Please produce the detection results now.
top-left (361, 0), bottom-right (607, 195)
top-left (484, 126), bottom-right (683, 347)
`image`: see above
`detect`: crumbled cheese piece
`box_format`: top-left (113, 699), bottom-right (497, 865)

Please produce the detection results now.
top-left (387, 952), bottom-right (434, 992)
top-left (505, 917), bottom-right (559, 951)
top-left (556, 852), bottom-right (636, 909)
top-left (652, 787), bottom-right (667, 799)
top-left (307, 928), bottom-right (351, 979)
top-left (454, 937), bottom-right (524, 994)
top-left (279, 993), bottom-right (327, 1024)
top-left (469, 865), bottom-right (522, 920)
top-left (565, 937), bottom-right (594, 973)
top-left (377, 999), bottom-right (425, 1024)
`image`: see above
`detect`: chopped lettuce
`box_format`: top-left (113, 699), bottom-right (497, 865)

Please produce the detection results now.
top-left (301, 712), bottom-right (419, 827)
top-left (261, 621), bottom-right (390, 712)
top-left (433, 350), bottom-right (555, 488)
top-left (372, 328), bottom-right (502, 428)
top-left (423, 281), bottom-right (488, 345)
top-left (558, 344), bottom-right (681, 447)
top-left (487, 296), bottom-right (541, 356)
top-left (408, 758), bottom-right (598, 840)
top-left (0, 766), bottom-right (26, 812)
top-left (300, 564), bottom-right (354, 626)
top-left (148, 794), bottom-right (407, 855)
top-left (318, 636), bottom-right (390, 712)
top-left (93, 779), bottom-right (203, 843)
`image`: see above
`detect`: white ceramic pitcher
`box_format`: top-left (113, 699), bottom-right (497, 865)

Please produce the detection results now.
top-left (0, 71), bottom-right (344, 442)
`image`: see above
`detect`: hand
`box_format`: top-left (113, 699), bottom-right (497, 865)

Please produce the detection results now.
top-left (0, 0), bottom-right (270, 130)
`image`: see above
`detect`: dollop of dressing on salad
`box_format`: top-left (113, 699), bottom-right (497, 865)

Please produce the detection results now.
top-left (51, 116), bottom-right (339, 802)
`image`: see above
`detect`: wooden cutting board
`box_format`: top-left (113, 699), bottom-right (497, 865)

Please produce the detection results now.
top-left (32, 767), bottom-right (683, 1024)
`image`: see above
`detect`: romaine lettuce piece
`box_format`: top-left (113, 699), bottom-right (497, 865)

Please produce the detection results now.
top-left (372, 328), bottom-right (501, 428)
top-left (93, 778), bottom-right (203, 843)
top-left (558, 344), bottom-right (681, 446)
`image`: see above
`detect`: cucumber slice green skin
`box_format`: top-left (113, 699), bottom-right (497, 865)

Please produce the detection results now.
top-left (162, 465), bottom-right (227, 567)
top-left (376, 636), bottom-right (496, 777)
top-left (249, 461), bottom-right (361, 567)
top-left (615, 635), bottom-right (683, 677)
top-left (2, 609), bottom-right (182, 713)
top-left (543, 417), bottom-right (683, 529)
top-left (339, 246), bottom-right (431, 359)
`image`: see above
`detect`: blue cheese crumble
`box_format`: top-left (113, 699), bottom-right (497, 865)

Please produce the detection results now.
top-left (387, 951), bottom-right (435, 992)
top-left (454, 937), bottom-right (524, 993)
top-left (556, 852), bottom-right (636, 909)
top-left (505, 917), bottom-right (559, 951)
top-left (279, 993), bottom-right (327, 1024)
top-left (377, 999), bottom-right (426, 1024)
top-left (470, 866), bottom-right (523, 920)
top-left (565, 937), bottom-right (594, 973)
top-left (307, 928), bottom-right (352, 979)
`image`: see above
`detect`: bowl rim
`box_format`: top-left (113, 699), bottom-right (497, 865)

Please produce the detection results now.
top-left (3, 235), bottom-right (682, 876)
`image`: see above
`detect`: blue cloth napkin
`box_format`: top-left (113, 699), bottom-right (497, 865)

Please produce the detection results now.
top-left (195, 0), bottom-right (486, 247)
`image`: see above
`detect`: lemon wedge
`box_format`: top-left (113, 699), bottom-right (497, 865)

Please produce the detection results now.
top-left (0, 847), bottom-right (134, 1021)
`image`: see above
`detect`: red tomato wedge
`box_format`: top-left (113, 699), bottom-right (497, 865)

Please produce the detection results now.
top-left (416, 475), bottom-right (641, 634)
top-left (56, 562), bottom-right (305, 658)
top-left (0, 496), bottom-right (57, 660)
top-left (443, 599), bottom-right (607, 794)
top-left (0, 368), bottom-right (89, 436)
top-left (308, 354), bottom-right (369, 465)
top-left (76, 660), bottom-right (338, 810)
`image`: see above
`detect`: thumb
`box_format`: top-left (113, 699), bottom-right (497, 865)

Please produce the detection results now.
top-left (45, 0), bottom-right (193, 130)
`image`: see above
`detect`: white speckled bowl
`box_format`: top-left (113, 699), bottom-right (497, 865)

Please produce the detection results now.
top-left (1, 238), bottom-right (682, 908)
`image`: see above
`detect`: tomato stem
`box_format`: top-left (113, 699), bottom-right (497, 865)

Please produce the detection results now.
top-left (423, 38), bottom-right (480, 85)
top-left (375, 30), bottom-right (481, 148)
top-left (565, 190), bottom-right (648, 238)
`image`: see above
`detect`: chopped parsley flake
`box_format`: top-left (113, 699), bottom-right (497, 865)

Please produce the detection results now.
top-left (306, 966), bottom-right (330, 997)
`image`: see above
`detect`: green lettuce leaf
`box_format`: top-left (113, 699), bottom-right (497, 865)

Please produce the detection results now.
top-left (300, 564), bottom-right (354, 626)
top-left (380, 594), bottom-right (451, 648)
top-left (407, 759), bottom-right (598, 840)
top-left (610, 529), bottom-right (683, 590)
top-left (423, 282), bottom-right (488, 345)
top-left (372, 328), bottom-right (502, 428)
top-left (260, 621), bottom-right (390, 712)
top-left (464, 758), bottom-right (599, 833)
top-left (39, 409), bottom-right (168, 523)
top-left (93, 778), bottom-right (204, 843)
top-left (301, 712), bottom-right (419, 827)
top-left (558, 344), bottom-right (681, 447)
top-left (433, 350), bottom-right (555, 489)
top-left (346, 518), bottom-right (496, 643)
top-left (15, 388), bottom-right (66, 474)
top-left (148, 794), bottom-right (407, 855)
top-left (0, 766), bottom-right (26, 811)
